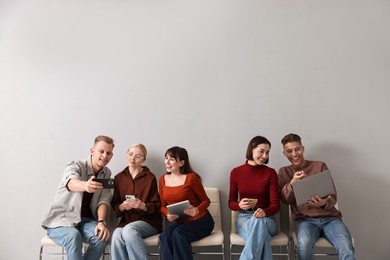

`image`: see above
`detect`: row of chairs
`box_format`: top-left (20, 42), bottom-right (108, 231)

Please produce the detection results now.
top-left (40, 187), bottom-right (347, 259)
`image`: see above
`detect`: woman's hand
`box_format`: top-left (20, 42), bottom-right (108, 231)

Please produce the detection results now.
top-left (119, 198), bottom-right (146, 212)
top-left (119, 200), bottom-right (133, 212)
top-left (253, 208), bottom-right (266, 218)
top-left (239, 198), bottom-right (257, 210)
top-left (184, 206), bottom-right (199, 217)
top-left (167, 213), bottom-right (179, 222)
top-left (129, 198), bottom-right (146, 210)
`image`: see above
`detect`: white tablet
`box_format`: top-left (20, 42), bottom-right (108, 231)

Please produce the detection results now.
top-left (166, 200), bottom-right (191, 219)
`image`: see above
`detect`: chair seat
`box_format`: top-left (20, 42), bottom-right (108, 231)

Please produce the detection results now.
top-left (191, 230), bottom-right (224, 246)
top-left (230, 232), bottom-right (290, 247)
top-left (41, 235), bottom-right (89, 247)
top-left (143, 233), bottom-right (160, 246)
top-left (40, 235), bottom-right (93, 260)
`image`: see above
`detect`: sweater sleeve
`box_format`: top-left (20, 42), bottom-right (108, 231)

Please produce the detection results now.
top-left (278, 166), bottom-right (296, 205)
top-left (189, 173), bottom-right (210, 213)
top-left (263, 169), bottom-right (280, 216)
top-left (159, 175), bottom-right (169, 216)
top-left (228, 169), bottom-right (240, 211)
top-left (145, 175), bottom-right (161, 214)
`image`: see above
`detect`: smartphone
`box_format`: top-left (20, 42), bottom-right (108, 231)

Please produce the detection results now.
top-left (126, 195), bottom-right (136, 200)
top-left (95, 178), bottom-right (114, 189)
top-left (247, 198), bottom-right (258, 204)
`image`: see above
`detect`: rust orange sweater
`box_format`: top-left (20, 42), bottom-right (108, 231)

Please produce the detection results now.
top-left (159, 173), bottom-right (210, 223)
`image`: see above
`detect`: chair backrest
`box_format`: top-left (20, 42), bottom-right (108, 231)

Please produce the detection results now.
top-left (204, 187), bottom-right (221, 231)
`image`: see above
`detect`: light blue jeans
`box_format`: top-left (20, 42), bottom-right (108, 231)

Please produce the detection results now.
top-left (47, 218), bottom-right (108, 260)
top-left (110, 220), bottom-right (158, 260)
top-left (236, 211), bottom-right (278, 260)
top-left (296, 217), bottom-right (355, 260)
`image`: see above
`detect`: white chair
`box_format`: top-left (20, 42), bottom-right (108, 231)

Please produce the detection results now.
top-left (143, 233), bottom-right (161, 259)
top-left (39, 235), bottom-right (110, 260)
top-left (230, 210), bottom-right (291, 260)
top-left (289, 204), bottom-right (355, 258)
top-left (191, 187), bottom-right (225, 259)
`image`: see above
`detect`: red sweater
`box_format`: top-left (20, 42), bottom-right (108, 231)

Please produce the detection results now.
top-left (229, 162), bottom-right (280, 217)
top-left (159, 173), bottom-right (210, 223)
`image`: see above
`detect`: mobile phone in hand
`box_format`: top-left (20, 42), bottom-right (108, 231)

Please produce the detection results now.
top-left (247, 198), bottom-right (258, 204)
top-left (95, 178), bottom-right (114, 189)
top-left (126, 195), bottom-right (135, 200)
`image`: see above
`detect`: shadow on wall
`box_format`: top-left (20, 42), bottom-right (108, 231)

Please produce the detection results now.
top-left (144, 152), bottom-right (166, 180)
top-left (310, 142), bottom-right (390, 259)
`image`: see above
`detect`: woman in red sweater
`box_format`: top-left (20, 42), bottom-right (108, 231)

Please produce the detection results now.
top-left (159, 146), bottom-right (214, 260)
top-left (228, 136), bottom-right (280, 260)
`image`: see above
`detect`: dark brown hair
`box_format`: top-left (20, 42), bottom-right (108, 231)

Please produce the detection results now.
top-left (165, 146), bottom-right (195, 174)
top-left (281, 133), bottom-right (302, 146)
top-left (246, 136), bottom-right (271, 164)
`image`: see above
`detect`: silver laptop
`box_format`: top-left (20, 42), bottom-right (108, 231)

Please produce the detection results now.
top-left (291, 170), bottom-right (336, 206)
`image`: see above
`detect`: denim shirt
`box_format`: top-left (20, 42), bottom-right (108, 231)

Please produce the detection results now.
top-left (42, 156), bottom-right (112, 229)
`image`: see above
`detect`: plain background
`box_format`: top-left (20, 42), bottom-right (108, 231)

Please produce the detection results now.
top-left (1, 0), bottom-right (389, 259)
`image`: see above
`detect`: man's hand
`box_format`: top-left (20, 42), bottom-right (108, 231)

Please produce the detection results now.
top-left (95, 222), bottom-right (110, 241)
top-left (85, 176), bottom-right (103, 193)
top-left (290, 171), bottom-right (306, 185)
top-left (308, 194), bottom-right (331, 207)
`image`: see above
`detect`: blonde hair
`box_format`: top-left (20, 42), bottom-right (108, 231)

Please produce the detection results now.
top-left (127, 143), bottom-right (147, 158)
top-left (94, 135), bottom-right (115, 147)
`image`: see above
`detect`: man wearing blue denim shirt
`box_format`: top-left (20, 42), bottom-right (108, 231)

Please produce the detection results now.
top-left (278, 133), bottom-right (355, 260)
top-left (42, 135), bottom-right (115, 260)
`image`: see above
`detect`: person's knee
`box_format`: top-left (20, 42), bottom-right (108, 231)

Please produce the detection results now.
top-left (111, 229), bottom-right (122, 243)
top-left (297, 240), bottom-right (312, 257)
top-left (297, 234), bottom-right (313, 249)
top-left (88, 233), bottom-right (108, 247)
top-left (172, 227), bottom-right (190, 241)
top-left (334, 237), bottom-right (355, 256)
top-left (63, 229), bottom-right (82, 245)
top-left (122, 225), bottom-right (140, 241)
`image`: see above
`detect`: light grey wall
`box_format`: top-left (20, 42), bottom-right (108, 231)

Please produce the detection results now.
top-left (1, 0), bottom-right (389, 259)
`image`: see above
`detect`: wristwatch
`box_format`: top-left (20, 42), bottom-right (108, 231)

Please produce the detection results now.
top-left (98, 220), bottom-right (107, 226)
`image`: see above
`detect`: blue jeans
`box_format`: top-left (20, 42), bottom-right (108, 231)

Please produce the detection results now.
top-left (47, 218), bottom-right (108, 260)
top-left (160, 213), bottom-right (214, 260)
top-left (236, 211), bottom-right (278, 260)
top-left (296, 217), bottom-right (355, 260)
top-left (110, 220), bottom-right (158, 260)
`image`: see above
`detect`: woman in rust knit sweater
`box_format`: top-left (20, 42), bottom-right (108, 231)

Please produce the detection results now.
top-left (229, 136), bottom-right (280, 260)
top-left (159, 146), bottom-right (214, 260)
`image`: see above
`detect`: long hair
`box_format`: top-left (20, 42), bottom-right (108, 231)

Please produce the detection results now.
top-left (165, 146), bottom-right (195, 174)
